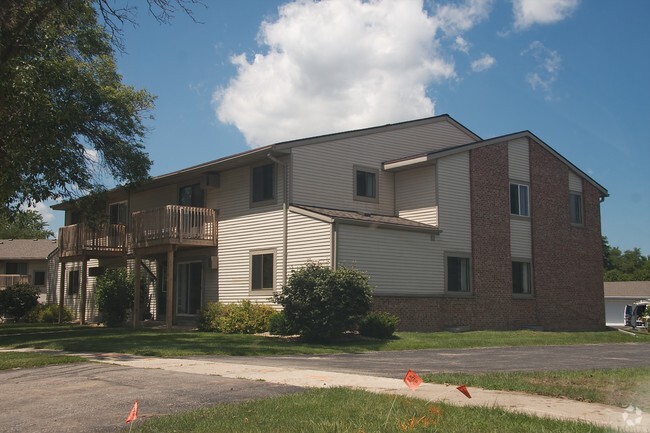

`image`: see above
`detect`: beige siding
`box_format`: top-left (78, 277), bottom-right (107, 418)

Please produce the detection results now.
top-left (508, 138), bottom-right (530, 182)
top-left (569, 171), bottom-right (583, 192)
top-left (291, 120), bottom-right (475, 214)
top-left (287, 212), bottom-right (332, 272)
top-left (510, 219), bottom-right (532, 258)
top-left (395, 165), bottom-right (438, 226)
top-left (130, 184), bottom-right (177, 212)
top-left (336, 224), bottom-right (442, 295)
top-left (57, 259), bottom-right (99, 322)
top-left (436, 152), bottom-right (472, 253)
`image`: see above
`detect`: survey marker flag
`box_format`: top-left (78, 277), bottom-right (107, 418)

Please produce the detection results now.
top-left (403, 369), bottom-right (423, 390)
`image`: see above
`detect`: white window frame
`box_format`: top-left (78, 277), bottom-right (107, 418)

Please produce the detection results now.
top-left (250, 249), bottom-right (276, 292)
top-left (445, 253), bottom-right (472, 294)
top-left (512, 260), bottom-right (533, 296)
top-left (569, 191), bottom-right (583, 226)
top-left (108, 201), bottom-right (129, 226)
top-left (353, 165), bottom-right (379, 203)
top-left (510, 182), bottom-right (530, 217)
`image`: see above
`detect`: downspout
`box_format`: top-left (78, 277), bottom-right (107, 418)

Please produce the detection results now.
top-left (267, 153), bottom-right (288, 286)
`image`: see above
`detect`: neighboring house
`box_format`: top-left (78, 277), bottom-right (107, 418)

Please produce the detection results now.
top-left (0, 239), bottom-right (58, 302)
top-left (50, 114), bottom-right (608, 330)
top-left (604, 281), bottom-right (650, 326)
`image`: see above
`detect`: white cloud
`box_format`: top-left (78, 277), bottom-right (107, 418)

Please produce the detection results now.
top-left (471, 54), bottom-right (496, 72)
top-left (21, 202), bottom-right (55, 223)
top-left (433, 0), bottom-right (494, 35)
top-left (512, 0), bottom-right (579, 30)
top-left (453, 35), bottom-right (471, 53)
top-left (215, 0), bottom-right (467, 148)
top-left (521, 41), bottom-right (561, 100)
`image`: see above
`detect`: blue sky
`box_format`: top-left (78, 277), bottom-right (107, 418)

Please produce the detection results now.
top-left (42, 0), bottom-right (650, 253)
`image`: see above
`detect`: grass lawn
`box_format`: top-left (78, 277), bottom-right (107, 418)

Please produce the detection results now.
top-left (0, 351), bottom-right (87, 370)
top-left (0, 323), bottom-right (646, 357)
top-left (424, 367), bottom-right (650, 412)
top-left (125, 387), bottom-right (613, 433)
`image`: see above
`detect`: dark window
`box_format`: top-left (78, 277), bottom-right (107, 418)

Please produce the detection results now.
top-left (179, 184), bottom-right (204, 207)
top-left (510, 183), bottom-right (529, 216)
top-left (356, 169), bottom-right (377, 199)
top-left (68, 270), bottom-right (80, 295)
top-left (512, 262), bottom-right (532, 294)
top-left (252, 164), bottom-right (275, 203)
top-left (447, 256), bottom-right (471, 292)
top-left (109, 202), bottom-right (128, 225)
top-left (33, 271), bottom-right (46, 286)
top-left (6, 262), bottom-right (27, 275)
top-left (569, 192), bottom-right (583, 225)
top-left (251, 252), bottom-right (274, 290)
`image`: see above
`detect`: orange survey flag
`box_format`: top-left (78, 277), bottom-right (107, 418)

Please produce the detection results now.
top-left (403, 369), bottom-right (423, 391)
top-left (126, 400), bottom-right (139, 424)
top-left (456, 385), bottom-right (471, 399)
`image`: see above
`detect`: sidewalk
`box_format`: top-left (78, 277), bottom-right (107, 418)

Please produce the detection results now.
top-left (80, 351), bottom-right (649, 432)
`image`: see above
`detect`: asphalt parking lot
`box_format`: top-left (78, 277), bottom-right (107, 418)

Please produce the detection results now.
top-left (3, 343), bottom-right (649, 432)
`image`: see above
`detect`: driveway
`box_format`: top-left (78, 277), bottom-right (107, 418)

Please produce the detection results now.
top-left (0, 362), bottom-right (302, 433)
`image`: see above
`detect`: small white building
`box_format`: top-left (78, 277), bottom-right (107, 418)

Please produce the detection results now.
top-left (604, 281), bottom-right (650, 326)
top-left (0, 239), bottom-right (58, 302)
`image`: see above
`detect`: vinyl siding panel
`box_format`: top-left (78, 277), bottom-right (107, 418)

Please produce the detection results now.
top-left (56, 259), bottom-right (99, 322)
top-left (510, 219), bottom-right (532, 258)
top-left (130, 184), bottom-right (177, 212)
top-left (436, 152), bottom-right (471, 253)
top-left (569, 172), bottom-right (583, 192)
top-left (287, 212), bottom-right (332, 272)
top-left (508, 138), bottom-right (530, 182)
top-left (395, 165), bottom-right (438, 226)
top-left (291, 120), bottom-right (474, 214)
top-left (337, 224), bottom-right (441, 295)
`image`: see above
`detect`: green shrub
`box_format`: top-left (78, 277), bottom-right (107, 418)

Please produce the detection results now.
top-left (0, 284), bottom-right (40, 321)
top-left (26, 304), bottom-right (74, 323)
top-left (95, 268), bottom-right (134, 327)
top-left (359, 311), bottom-right (399, 339)
top-left (198, 301), bottom-right (275, 334)
top-left (273, 262), bottom-right (373, 342)
top-left (268, 311), bottom-right (298, 336)
top-left (197, 302), bottom-right (223, 332)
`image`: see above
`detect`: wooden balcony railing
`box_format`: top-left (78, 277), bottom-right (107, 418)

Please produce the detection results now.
top-left (131, 205), bottom-right (217, 250)
top-left (0, 274), bottom-right (31, 288)
top-left (58, 223), bottom-right (127, 258)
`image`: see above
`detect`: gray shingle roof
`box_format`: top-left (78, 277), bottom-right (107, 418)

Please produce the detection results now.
top-left (292, 205), bottom-right (439, 232)
top-left (0, 239), bottom-right (58, 260)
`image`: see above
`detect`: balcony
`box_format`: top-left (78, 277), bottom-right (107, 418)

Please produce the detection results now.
top-left (131, 205), bottom-right (217, 250)
top-left (58, 223), bottom-right (127, 259)
top-left (0, 274), bottom-right (31, 288)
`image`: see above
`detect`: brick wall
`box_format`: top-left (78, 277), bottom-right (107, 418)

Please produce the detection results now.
top-left (372, 138), bottom-right (604, 332)
top-left (530, 139), bottom-right (605, 330)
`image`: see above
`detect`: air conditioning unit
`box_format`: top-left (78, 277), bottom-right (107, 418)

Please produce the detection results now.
top-left (201, 173), bottom-right (220, 189)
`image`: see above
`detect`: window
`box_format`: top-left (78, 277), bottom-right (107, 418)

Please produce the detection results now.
top-left (446, 256), bottom-right (471, 292)
top-left (510, 183), bottom-right (529, 217)
top-left (33, 271), bottom-right (46, 286)
top-left (251, 251), bottom-right (275, 291)
top-left (569, 192), bottom-right (583, 225)
top-left (68, 270), bottom-right (80, 296)
top-left (179, 184), bottom-right (204, 207)
top-left (251, 163), bottom-right (275, 204)
top-left (6, 262), bottom-right (27, 275)
top-left (109, 202), bottom-right (128, 225)
top-left (354, 166), bottom-right (378, 202)
top-left (512, 261), bottom-right (532, 294)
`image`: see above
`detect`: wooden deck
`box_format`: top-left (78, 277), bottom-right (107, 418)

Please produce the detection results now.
top-left (131, 205), bottom-right (217, 250)
top-left (58, 223), bottom-right (127, 258)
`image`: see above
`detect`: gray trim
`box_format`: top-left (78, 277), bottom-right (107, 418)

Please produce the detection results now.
top-left (249, 248), bottom-right (277, 294)
top-left (569, 191), bottom-right (584, 226)
top-left (509, 181), bottom-right (530, 218)
top-left (512, 258), bottom-right (534, 296)
top-left (444, 252), bottom-right (472, 294)
top-left (353, 165), bottom-right (379, 203)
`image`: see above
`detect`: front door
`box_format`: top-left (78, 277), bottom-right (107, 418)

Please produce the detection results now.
top-left (177, 262), bottom-right (202, 315)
